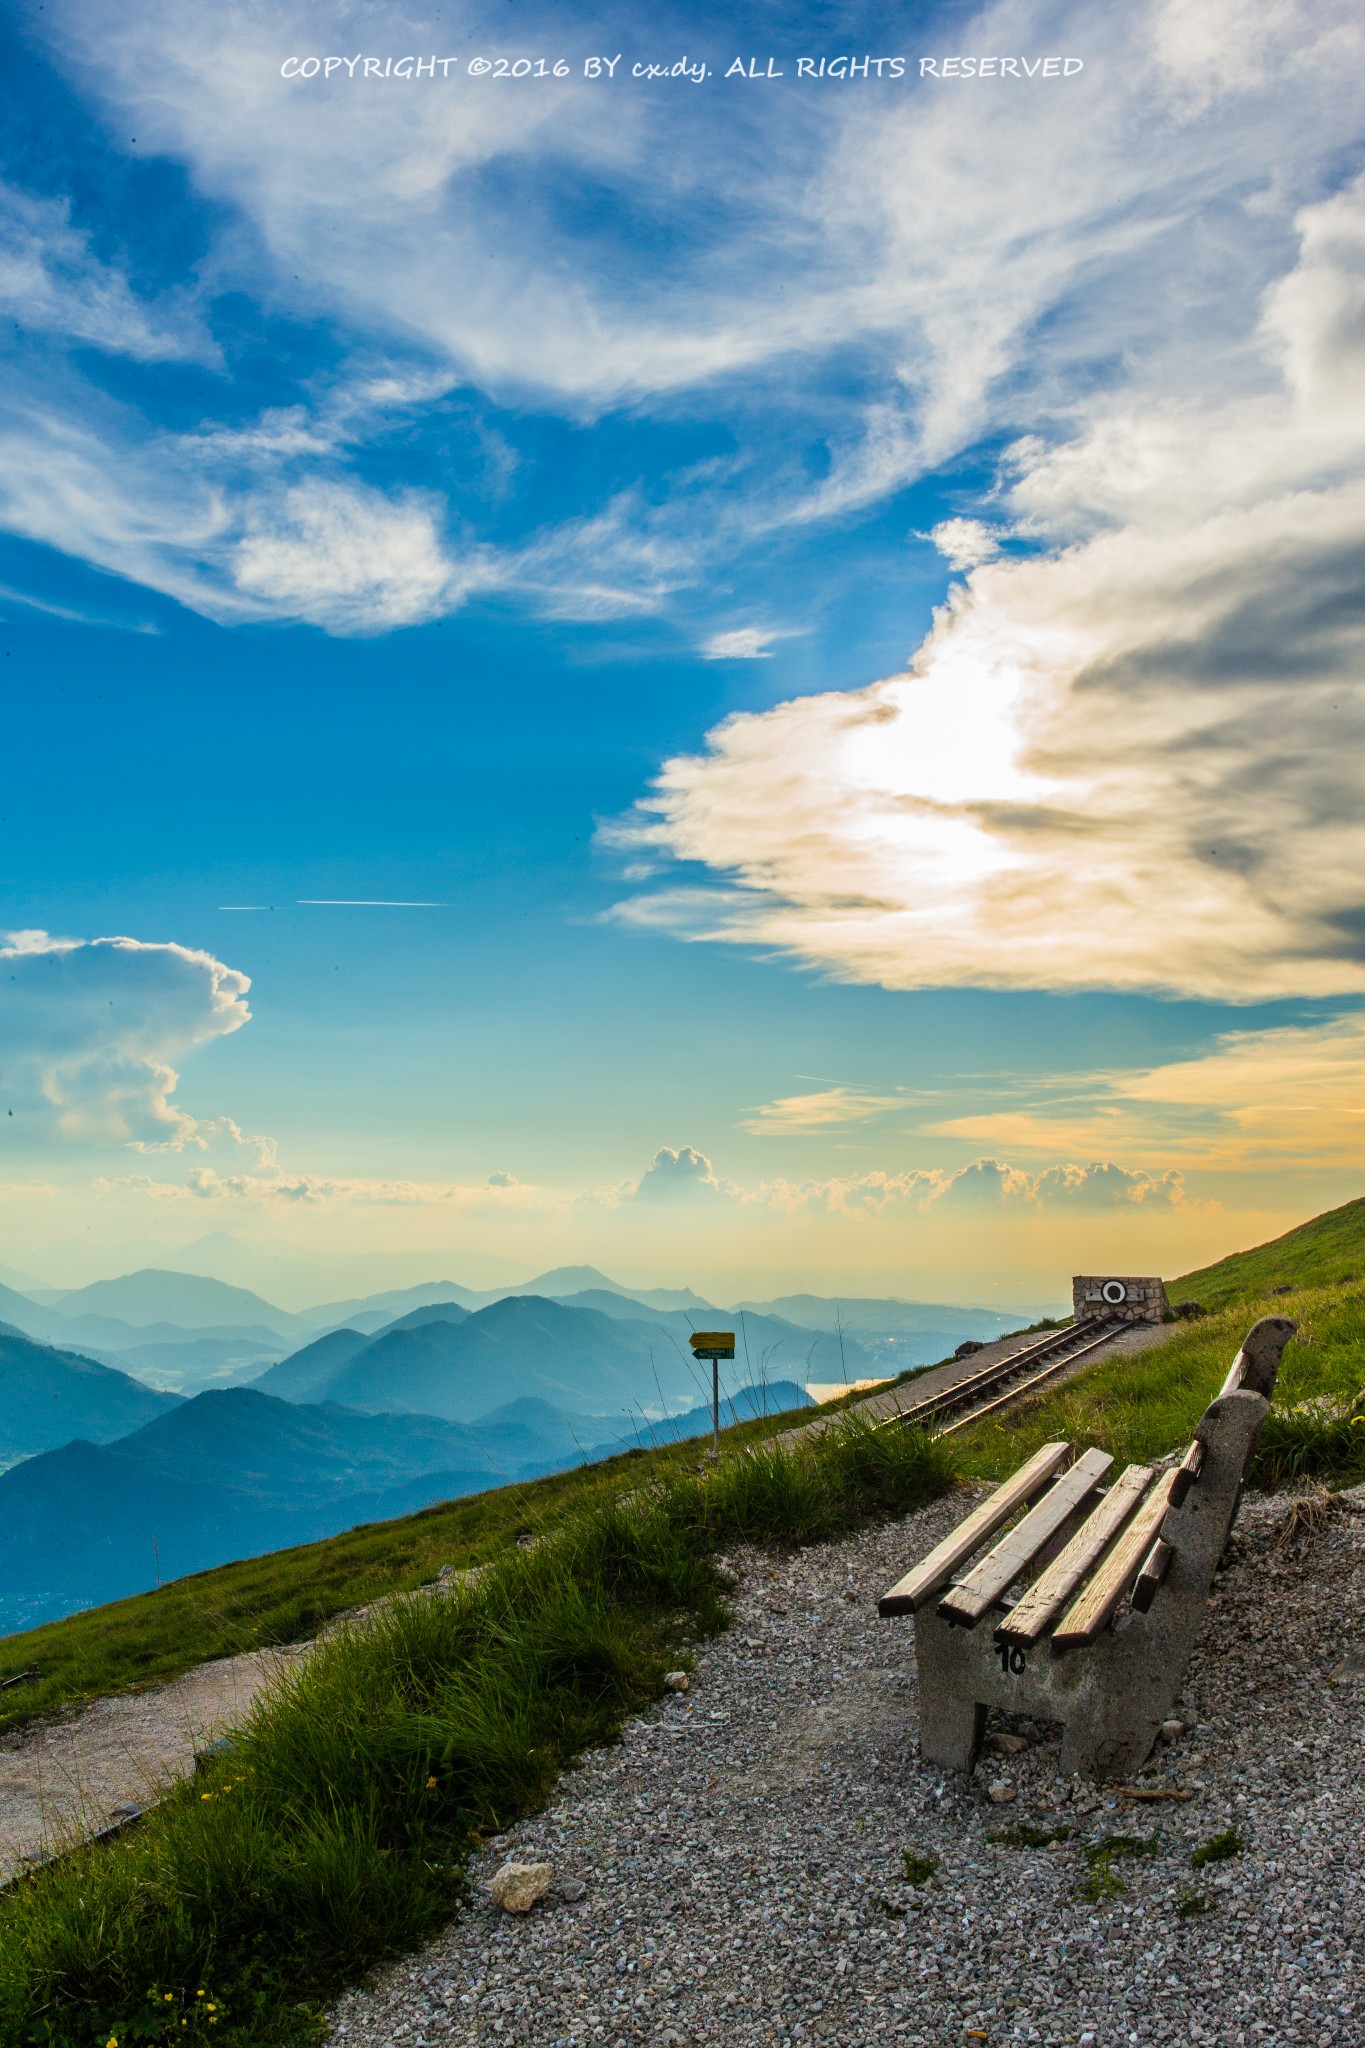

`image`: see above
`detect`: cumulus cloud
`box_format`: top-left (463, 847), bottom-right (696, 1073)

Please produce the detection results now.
top-left (761, 1157), bottom-right (1190, 1216)
top-left (605, 1144), bottom-right (1189, 1215)
top-left (611, 170), bottom-right (1365, 1003)
top-left (629, 1145), bottom-right (736, 1202)
top-left (0, 930), bottom-right (259, 1150)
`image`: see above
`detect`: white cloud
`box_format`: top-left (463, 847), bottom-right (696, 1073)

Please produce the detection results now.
top-left (928, 519), bottom-right (1001, 572)
top-left (0, 365), bottom-right (486, 633)
top-left (610, 171), bottom-right (1365, 1002)
top-left (0, 179), bottom-right (212, 362)
top-left (629, 1145), bottom-right (736, 1203)
top-left (0, 930), bottom-right (260, 1150)
top-left (739, 1086), bottom-right (904, 1136)
top-left (701, 626), bottom-right (798, 662)
top-left (232, 478), bottom-right (479, 631)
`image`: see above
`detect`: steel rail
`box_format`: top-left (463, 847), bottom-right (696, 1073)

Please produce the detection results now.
top-left (932, 1320), bottom-right (1132, 1436)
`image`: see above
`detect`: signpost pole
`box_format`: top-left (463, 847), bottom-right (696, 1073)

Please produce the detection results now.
top-left (689, 1334), bottom-right (735, 1462)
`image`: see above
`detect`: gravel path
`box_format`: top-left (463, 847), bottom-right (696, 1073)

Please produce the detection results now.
top-left (327, 1482), bottom-right (1364, 2048)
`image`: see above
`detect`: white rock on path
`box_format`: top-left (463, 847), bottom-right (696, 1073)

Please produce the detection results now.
top-left (487, 1859), bottom-right (552, 1913)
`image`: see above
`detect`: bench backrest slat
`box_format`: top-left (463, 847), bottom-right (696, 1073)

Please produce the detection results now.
top-left (1167, 1438), bottom-right (1204, 1506)
top-left (937, 1447), bottom-right (1113, 1625)
top-left (1129, 1534), bottom-right (1175, 1613)
top-left (995, 1461), bottom-right (1155, 1646)
top-left (877, 1441), bottom-right (1071, 1616)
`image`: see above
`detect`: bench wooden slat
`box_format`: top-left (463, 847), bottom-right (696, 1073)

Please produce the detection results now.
top-left (937, 1447), bottom-right (1114, 1626)
top-left (1051, 1466), bottom-right (1181, 1646)
top-left (877, 1441), bottom-right (1071, 1616)
top-left (994, 1462), bottom-right (1155, 1645)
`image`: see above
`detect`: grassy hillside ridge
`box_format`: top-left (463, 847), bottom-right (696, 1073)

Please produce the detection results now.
top-left (1172, 1193), bottom-right (1365, 1306)
top-left (932, 1191), bottom-right (1365, 1488)
top-left (954, 1279), bottom-right (1365, 1488)
top-left (0, 1390), bottom-right (824, 1739)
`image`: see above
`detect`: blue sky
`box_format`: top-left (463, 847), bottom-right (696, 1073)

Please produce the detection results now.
top-left (3, 0), bottom-right (1365, 1305)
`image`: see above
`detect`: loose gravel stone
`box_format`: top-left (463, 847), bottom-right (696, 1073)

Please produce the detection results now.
top-left (326, 1485), bottom-right (1365, 2047)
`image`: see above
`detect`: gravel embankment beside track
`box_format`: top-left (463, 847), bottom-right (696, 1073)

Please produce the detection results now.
top-left (327, 1483), bottom-right (1364, 2048)
top-left (786, 1321), bottom-right (1173, 1447)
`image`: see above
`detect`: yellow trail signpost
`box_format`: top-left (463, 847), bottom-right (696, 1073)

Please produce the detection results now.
top-left (689, 1331), bottom-right (736, 1454)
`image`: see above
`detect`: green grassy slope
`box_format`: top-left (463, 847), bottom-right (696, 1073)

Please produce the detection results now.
top-left (952, 1191), bottom-right (1365, 1485)
top-left (1172, 1192), bottom-right (1365, 1306)
top-left (949, 1297), bottom-right (1337, 1482)
top-left (0, 1414), bottom-right (955, 2048)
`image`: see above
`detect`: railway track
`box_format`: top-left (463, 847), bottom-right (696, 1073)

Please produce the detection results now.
top-left (887, 1316), bottom-right (1129, 1438)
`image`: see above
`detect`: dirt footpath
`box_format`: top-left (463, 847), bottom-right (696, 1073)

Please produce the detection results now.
top-left (0, 1643), bottom-right (307, 1882)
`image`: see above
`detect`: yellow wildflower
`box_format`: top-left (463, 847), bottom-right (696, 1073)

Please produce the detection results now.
top-left (426, 1775), bottom-right (438, 1789)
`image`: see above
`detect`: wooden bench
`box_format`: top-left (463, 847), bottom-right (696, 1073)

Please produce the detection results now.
top-left (878, 1315), bottom-right (1294, 1781)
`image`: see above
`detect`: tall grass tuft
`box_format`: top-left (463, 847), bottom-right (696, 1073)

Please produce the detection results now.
top-left (0, 1416), bottom-right (954, 2047)
top-left (1251, 1389), bottom-right (1365, 1488)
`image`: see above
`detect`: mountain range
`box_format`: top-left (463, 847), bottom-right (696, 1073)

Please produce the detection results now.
top-left (0, 1263), bottom-right (1032, 1397)
top-left (0, 1254), bottom-right (1036, 1637)
top-left (0, 1323), bottom-right (180, 1468)
top-left (253, 1295), bottom-right (705, 1421)
top-left (0, 1374), bottom-right (811, 1634)
top-left (251, 1291), bottom-right (890, 1423)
